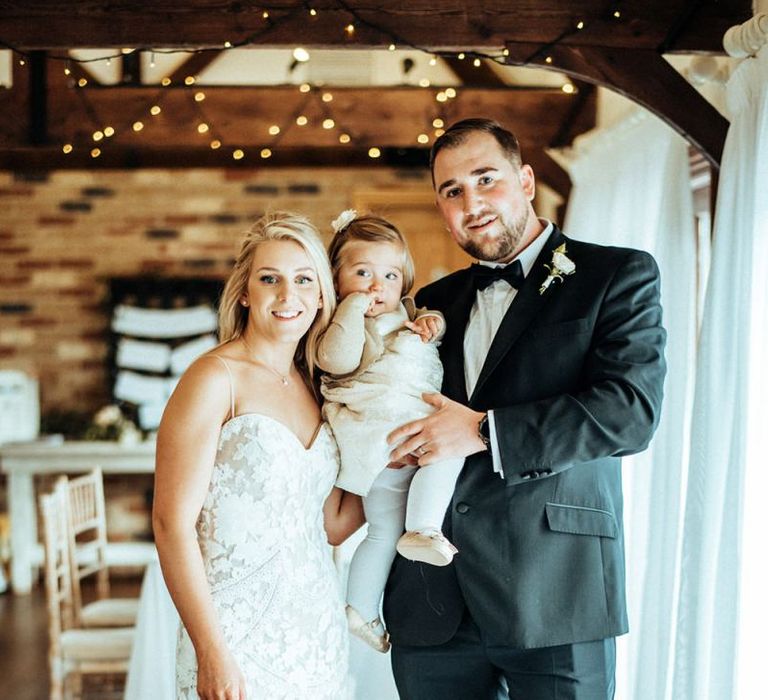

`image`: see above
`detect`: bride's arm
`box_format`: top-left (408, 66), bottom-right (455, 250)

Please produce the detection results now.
top-left (323, 486), bottom-right (364, 546)
top-left (153, 356), bottom-right (247, 700)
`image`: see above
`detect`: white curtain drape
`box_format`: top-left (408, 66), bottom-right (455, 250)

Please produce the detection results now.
top-left (672, 46), bottom-right (768, 700)
top-left (562, 111), bottom-right (699, 700)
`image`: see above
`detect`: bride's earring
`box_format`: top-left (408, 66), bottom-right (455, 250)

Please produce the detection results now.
top-left (240, 296), bottom-right (249, 307)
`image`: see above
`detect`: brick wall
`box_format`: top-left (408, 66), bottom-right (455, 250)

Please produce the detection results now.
top-left (0, 166), bottom-right (435, 416)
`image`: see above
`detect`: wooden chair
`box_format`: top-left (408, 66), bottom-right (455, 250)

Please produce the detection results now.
top-left (40, 486), bottom-right (134, 700)
top-left (57, 468), bottom-right (140, 628)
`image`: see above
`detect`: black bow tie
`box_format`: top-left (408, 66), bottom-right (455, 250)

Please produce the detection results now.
top-left (469, 260), bottom-right (525, 291)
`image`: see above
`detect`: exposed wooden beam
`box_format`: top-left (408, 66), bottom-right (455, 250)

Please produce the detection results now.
top-left (0, 59), bottom-right (29, 144)
top-left (121, 51), bottom-right (142, 86)
top-left (37, 85), bottom-right (585, 151)
top-left (167, 50), bottom-right (223, 85)
top-left (504, 43), bottom-right (729, 168)
top-left (527, 151), bottom-right (572, 201)
top-left (548, 81), bottom-right (596, 149)
top-left (0, 1), bottom-right (750, 53)
top-left (28, 51), bottom-right (48, 145)
top-left (0, 145), bottom-right (432, 170)
top-left (2, 80), bottom-right (590, 197)
top-left (443, 57), bottom-right (506, 87)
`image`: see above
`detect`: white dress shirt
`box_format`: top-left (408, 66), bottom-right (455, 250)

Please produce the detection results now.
top-left (463, 219), bottom-right (553, 478)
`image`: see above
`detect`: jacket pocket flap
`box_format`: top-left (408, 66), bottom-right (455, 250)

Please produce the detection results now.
top-left (527, 318), bottom-right (591, 342)
top-left (545, 502), bottom-right (617, 538)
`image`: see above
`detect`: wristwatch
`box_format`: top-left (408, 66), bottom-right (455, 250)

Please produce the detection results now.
top-left (477, 413), bottom-right (491, 452)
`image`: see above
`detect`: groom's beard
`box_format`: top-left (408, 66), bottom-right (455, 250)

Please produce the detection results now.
top-left (460, 208), bottom-right (529, 263)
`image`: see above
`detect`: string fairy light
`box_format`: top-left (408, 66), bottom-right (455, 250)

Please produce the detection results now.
top-left (0, 3), bottom-right (596, 163)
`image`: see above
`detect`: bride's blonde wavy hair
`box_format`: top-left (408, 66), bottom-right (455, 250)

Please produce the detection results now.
top-left (218, 211), bottom-right (335, 381)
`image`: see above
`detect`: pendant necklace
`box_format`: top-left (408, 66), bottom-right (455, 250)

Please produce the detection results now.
top-left (241, 335), bottom-right (290, 387)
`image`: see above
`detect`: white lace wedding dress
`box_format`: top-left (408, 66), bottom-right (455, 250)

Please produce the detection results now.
top-left (176, 413), bottom-right (353, 699)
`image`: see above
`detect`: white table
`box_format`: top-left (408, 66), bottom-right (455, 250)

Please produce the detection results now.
top-left (125, 531), bottom-right (399, 700)
top-left (0, 439), bottom-right (156, 594)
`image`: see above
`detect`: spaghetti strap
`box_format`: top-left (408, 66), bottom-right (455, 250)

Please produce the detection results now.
top-left (212, 355), bottom-right (236, 421)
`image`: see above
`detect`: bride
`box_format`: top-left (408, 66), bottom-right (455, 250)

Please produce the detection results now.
top-left (153, 212), bottom-right (364, 700)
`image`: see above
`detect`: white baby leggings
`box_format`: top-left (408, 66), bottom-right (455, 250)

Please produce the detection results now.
top-left (346, 456), bottom-right (465, 624)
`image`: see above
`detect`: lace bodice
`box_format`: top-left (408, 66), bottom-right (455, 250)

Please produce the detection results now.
top-left (176, 413), bottom-right (352, 699)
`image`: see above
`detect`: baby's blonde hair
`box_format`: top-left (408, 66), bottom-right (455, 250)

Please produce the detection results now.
top-left (327, 214), bottom-right (415, 296)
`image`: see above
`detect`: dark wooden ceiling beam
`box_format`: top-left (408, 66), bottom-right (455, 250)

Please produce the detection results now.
top-left (0, 1), bottom-right (750, 53)
top-left (121, 51), bottom-right (142, 86)
top-left (504, 43), bottom-right (729, 167)
top-left (0, 145), bottom-right (427, 170)
top-left (0, 59), bottom-right (28, 143)
top-left (548, 81), bottom-right (596, 149)
top-left (527, 151), bottom-right (572, 201)
top-left (35, 85), bottom-right (584, 150)
top-left (0, 82), bottom-right (586, 197)
top-left (443, 57), bottom-right (506, 87)
top-left (167, 50), bottom-right (223, 85)
top-left (28, 51), bottom-right (49, 145)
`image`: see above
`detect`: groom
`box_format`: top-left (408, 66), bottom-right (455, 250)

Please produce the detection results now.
top-left (385, 118), bottom-right (666, 699)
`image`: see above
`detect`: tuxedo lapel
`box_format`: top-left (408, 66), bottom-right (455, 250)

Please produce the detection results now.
top-left (469, 227), bottom-right (566, 406)
top-left (439, 270), bottom-right (476, 404)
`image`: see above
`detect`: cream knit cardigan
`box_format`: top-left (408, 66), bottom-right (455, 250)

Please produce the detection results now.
top-left (317, 292), bottom-right (445, 495)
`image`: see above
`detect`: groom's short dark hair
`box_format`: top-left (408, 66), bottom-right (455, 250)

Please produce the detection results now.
top-left (430, 118), bottom-right (523, 182)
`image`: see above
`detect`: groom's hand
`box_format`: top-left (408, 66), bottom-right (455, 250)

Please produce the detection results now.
top-left (388, 393), bottom-right (486, 466)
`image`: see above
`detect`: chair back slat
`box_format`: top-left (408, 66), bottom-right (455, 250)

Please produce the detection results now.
top-left (58, 468), bottom-right (111, 622)
top-left (40, 487), bottom-right (75, 645)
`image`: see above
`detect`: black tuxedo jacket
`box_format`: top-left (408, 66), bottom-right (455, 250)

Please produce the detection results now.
top-left (383, 226), bottom-right (666, 650)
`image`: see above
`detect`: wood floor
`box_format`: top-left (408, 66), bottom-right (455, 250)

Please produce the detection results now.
top-left (0, 577), bottom-right (141, 700)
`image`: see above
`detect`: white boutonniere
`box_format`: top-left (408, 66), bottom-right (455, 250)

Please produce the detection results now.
top-left (331, 209), bottom-right (358, 234)
top-left (539, 243), bottom-right (576, 295)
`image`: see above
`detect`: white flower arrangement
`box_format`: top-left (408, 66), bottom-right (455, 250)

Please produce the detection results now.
top-left (86, 404), bottom-right (141, 443)
top-left (331, 209), bottom-right (358, 234)
top-left (93, 404), bottom-right (123, 427)
top-left (539, 243), bottom-right (576, 295)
